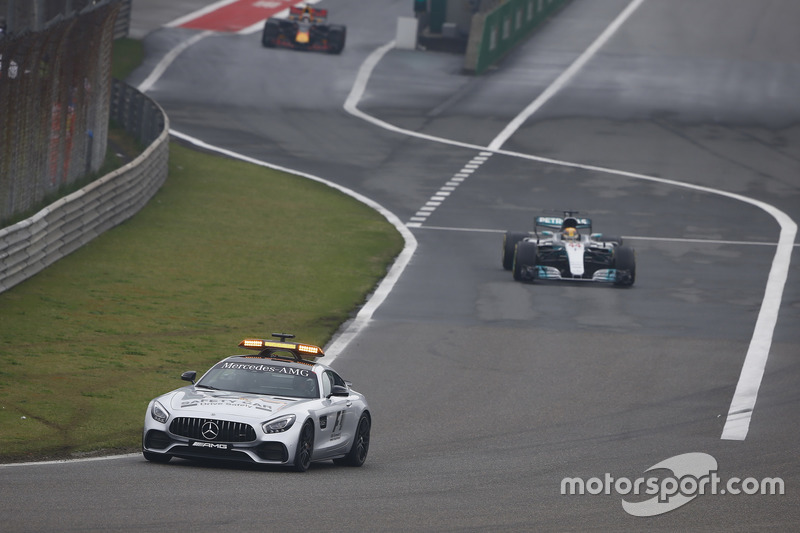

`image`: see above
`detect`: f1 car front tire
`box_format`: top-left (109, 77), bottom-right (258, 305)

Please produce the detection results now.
top-left (327, 25), bottom-right (346, 54)
top-left (502, 232), bottom-right (527, 270)
top-left (262, 19), bottom-right (280, 47)
top-left (513, 241), bottom-right (538, 282)
top-left (293, 420), bottom-right (315, 472)
top-left (613, 245), bottom-right (636, 287)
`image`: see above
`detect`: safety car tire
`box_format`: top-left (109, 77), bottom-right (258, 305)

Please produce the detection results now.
top-left (293, 420), bottom-right (315, 472)
top-left (334, 412), bottom-right (371, 467)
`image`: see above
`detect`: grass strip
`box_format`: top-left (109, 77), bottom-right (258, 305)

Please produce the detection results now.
top-left (0, 142), bottom-right (403, 462)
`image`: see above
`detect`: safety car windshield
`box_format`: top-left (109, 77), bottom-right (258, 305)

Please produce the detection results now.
top-left (196, 360), bottom-right (319, 399)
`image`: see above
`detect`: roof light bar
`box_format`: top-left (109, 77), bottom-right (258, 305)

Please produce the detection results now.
top-left (238, 337), bottom-right (325, 357)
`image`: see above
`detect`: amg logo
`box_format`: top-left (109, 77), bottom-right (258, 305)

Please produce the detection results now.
top-left (191, 442), bottom-right (228, 449)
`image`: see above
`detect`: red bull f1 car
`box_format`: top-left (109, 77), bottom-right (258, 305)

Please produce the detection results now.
top-left (502, 212), bottom-right (636, 287)
top-left (261, 6), bottom-right (346, 54)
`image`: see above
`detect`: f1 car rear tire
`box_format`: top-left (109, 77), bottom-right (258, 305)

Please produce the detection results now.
top-left (513, 241), bottom-right (538, 282)
top-left (334, 412), bottom-right (370, 467)
top-left (613, 245), bottom-right (636, 287)
top-left (293, 420), bottom-right (315, 472)
top-left (262, 19), bottom-right (280, 47)
top-left (502, 232), bottom-right (527, 270)
top-left (327, 25), bottom-right (346, 54)
top-left (143, 450), bottom-right (171, 463)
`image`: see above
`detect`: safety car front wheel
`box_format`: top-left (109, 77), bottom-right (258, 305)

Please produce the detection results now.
top-left (293, 420), bottom-right (315, 472)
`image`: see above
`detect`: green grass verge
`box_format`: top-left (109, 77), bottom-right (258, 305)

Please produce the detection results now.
top-left (0, 142), bottom-right (404, 463)
top-left (111, 38), bottom-right (144, 80)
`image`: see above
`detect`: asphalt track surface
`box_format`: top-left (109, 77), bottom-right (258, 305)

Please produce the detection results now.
top-left (2, 0), bottom-right (799, 531)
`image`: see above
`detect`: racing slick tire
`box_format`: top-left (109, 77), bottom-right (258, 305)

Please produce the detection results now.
top-left (143, 450), bottom-right (171, 463)
top-left (502, 232), bottom-right (528, 270)
top-left (327, 25), bottom-right (346, 54)
top-left (334, 412), bottom-right (371, 467)
top-left (613, 245), bottom-right (636, 287)
top-left (513, 241), bottom-right (538, 282)
top-left (293, 420), bottom-right (315, 472)
top-left (262, 19), bottom-right (280, 47)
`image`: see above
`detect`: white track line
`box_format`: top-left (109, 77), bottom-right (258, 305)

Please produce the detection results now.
top-left (488, 0), bottom-right (646, 150)
top-left (137, 30), bottom-right (213, 93)
top-left (343, 1), bottom-right (797, 441)
top-left (415, 226), bottom-right (794, 247)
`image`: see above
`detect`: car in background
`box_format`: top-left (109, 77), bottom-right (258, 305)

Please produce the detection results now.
top-left (142, 333), bottom-right (370, 471)
top-left (261, 5), bottom-right (346, 54)
top-left (502, 211), bottom-right (636, 286)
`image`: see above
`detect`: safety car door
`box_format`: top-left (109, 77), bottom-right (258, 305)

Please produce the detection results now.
top-left (313, 370), bottom-right (357, 459)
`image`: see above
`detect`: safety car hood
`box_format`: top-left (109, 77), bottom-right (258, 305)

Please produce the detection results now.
top-left (167, 387), bottom-right (301, 418)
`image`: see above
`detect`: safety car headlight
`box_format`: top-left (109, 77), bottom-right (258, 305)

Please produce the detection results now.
top-left (150, 400), bottom-right (169, 424)
top-left (262, 414), bottom-right (296, 434)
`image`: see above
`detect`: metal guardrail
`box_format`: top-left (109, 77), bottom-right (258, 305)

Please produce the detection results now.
top-left (0, 80), bottom-right (169, 294)
top-left (464, 0), bottom-right (571, 74)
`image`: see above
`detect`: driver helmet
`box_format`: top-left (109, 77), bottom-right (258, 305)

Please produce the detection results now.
top-left (563, 227), bottom-right (579, 240)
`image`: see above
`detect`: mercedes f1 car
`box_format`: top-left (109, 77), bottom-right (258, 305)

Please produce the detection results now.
top-left (142, 334), bottom-right (370, 471)
top-left (261, 6), bottom-right (346, 54)
top-left (502, 212), bottom-right (636, 286)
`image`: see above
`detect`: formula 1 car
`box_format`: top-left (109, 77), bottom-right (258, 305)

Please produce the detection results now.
top-left (261, 5), bottom-right (346, 54)
top-left (502, 212), bottom-right (636, 286)
top-left (142, 333), bottom-right (370, 471)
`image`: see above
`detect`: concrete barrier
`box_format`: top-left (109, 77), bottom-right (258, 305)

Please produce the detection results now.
top-left (464, 0), bottom-right (570, 74)
top-left (0, 80), bottom-right (169, 294)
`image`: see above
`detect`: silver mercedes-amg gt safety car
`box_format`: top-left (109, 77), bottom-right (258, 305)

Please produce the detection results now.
top-left (142, 334), bottom-right (370, 471)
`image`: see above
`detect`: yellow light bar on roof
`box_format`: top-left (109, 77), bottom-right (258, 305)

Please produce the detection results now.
top-left (297, 344), bottom-right (321, 355)
top-left (240, 339), bottom-right (265, 349)
top-left (238, 338), bottom-right (324, 357)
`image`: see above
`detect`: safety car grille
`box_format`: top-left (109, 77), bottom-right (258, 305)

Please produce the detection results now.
top-left (170, 417), bottom-right (256, 442)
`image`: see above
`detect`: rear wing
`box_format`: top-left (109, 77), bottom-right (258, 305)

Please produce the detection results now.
top-left (288, 6), bottom-right (328, 23)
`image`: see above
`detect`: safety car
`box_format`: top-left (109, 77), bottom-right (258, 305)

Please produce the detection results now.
top-left (502, 212), bottom-right (636, 286)
top-left (142, 333), bottom-right (370, 471)
top-left (261, 5), bottom-right (346, 54)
